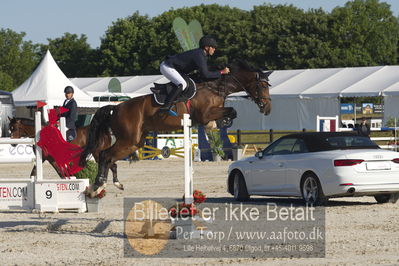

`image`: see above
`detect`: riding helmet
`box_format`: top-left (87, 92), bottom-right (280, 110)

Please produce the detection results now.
top-left (199, 35), bottom-right (218, 48)
top-left (64, 86), bottom-right (74, 94)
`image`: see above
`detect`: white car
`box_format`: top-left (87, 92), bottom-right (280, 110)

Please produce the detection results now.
top-left (227, 132), bottom-right (399, 205)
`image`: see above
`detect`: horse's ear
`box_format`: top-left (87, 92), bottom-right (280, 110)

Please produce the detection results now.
top-left (265, 71), bottom-right (273, 78)
top-left (8, 116), bottom-right (11, 121)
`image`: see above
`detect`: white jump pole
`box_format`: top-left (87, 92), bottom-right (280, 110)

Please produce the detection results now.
top-left (60, 117), bottom-right (66, 140)
top-left (34, 111), bottom-right (43, 181)
top-left (182, 114), bottom-right (193, 204)
top-left (42, 105), bottom-right (49, 123)
top-left (0, 138), bottom-right (35, 145)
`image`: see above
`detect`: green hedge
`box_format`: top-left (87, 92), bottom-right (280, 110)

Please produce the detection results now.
top-left (75, 160), bottom-right (98, 184)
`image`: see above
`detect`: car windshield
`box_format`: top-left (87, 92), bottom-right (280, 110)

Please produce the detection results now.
top-left (326, 136), bottom-right (378, 149)
top-left (262, 138), bottom-right (308, 156)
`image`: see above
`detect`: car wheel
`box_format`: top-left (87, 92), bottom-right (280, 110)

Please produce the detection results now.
top-left (374, 193), bottom-right (399, 204)
top-left (301, 173), bottom-right (327, 206)
top-left (233, 172), bottom-right (249, 201)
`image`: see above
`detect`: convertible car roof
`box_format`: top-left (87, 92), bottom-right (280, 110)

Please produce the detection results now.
top-left (281, 132), bottom-right (377, 152)
top-left (283, 132), bottom-right (359, 139)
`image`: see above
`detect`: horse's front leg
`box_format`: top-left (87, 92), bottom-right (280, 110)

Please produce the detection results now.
top-left (216, 107), bottom-right (237, 128)
top-left (201, 107), bottom-right (237, 127)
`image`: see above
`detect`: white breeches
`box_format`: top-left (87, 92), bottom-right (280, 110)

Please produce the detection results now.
top-left (160, 61), bottom-right (187, 90)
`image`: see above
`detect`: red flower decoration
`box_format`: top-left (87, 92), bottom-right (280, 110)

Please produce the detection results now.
top-left (169, 189), bottom-right (206, 218)
top-left (193, 190), bottom-right (206, 204)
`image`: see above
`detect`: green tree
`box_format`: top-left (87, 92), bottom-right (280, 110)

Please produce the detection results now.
top-left (0, 72), bottom-right (14, 92)
top-left (98, 1), bottom-right (399, 75)
top-left (0, 28), bottom-right (39, 91)
top-left (177, 4), bottom-right (251, 66)
top-left (40, 33), bottom-right (98, 77)
top-left (328, 0), bottom-right (399, 66)
top-left (99, 5), bottom-right (252, 75)
top-left (100, 12), bottom-right (156, 76)
top-left (249, 4), bottom-right (334, 70)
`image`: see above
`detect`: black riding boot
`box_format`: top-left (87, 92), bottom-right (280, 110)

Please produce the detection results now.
top-left (160, 84), bottom-right (183, 111)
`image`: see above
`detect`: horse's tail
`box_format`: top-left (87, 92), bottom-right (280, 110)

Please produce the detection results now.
top-left (79, 105), bottom-right (115, 166)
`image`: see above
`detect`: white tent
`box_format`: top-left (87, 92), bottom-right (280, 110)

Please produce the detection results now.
top-left (12, 50), bottom-right (95, 107)
top-left (70, 75), bottom-right (168, 99)
top-left (225, 66), bottom-right (399, 130)
top-left (69, 65), bottom-right (399, 131)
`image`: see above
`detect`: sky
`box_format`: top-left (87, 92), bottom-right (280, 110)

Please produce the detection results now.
top-left (1, 0), bottom-right (399, 48)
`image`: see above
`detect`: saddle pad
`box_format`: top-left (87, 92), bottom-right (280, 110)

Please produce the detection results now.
top-left (152, 77), bottom-right (196, 105)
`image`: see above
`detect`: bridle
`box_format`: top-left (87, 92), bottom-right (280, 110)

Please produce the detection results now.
top-left (229, 72), bottom-right (271, 109)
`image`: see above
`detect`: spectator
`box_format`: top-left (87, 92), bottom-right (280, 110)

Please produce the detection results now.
top-left (357, 117), bottom-right (370, 137)
top-left (61, 86), bottom-right (77, 141)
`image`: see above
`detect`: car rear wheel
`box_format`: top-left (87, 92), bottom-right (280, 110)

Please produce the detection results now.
top-left (374, 193), bottom-right (399, 204)
top-left (233, 172), bottom-right (249, 201)
top-left (301, 174), bottom-right (328, 206)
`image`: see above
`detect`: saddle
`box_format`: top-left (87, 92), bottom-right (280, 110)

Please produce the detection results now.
top-left (151, 75), bottom-right (196, 106)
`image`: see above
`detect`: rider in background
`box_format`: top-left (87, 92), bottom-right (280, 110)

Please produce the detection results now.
top-left (61, 86), bottom-right (78, 141)
top-left (159, 35), bottom-right (230, 112)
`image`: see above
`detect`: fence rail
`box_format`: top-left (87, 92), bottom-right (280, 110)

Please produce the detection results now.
top-left (227, 129), bottom-right (399, 154)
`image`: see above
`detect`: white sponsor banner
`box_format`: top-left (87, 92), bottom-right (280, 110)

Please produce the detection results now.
top-left (0, 181), bottom-right (34, 209)
top-left (0, 144), bottom-right (35, 162)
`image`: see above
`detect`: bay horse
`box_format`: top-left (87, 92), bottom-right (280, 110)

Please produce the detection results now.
top-left (80, 60), bottom-right (272, 196)
top-left (8, 117), bottom-right (125, 190)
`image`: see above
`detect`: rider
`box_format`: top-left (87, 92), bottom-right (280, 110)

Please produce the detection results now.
top-left (159, 35), bottom-right (230, 112)
top-left (61, 86), bottom-right (78, 142)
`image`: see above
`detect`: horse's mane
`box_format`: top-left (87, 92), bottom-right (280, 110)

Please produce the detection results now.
top-left (229, 60), bottom-right (262, 73)
top-left (192, 60), bottom-right (264, 94)
top-left (10, 117), bottom-right (35, 127)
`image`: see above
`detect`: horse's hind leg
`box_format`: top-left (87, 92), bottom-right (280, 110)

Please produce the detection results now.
top-left (91, 142), bottom-right (139, 197)
top-left (110, 133), bottom-right (146, 191)
top-left (30, 165), bottom-right (36, 178)
top-left (110, 163), bottom-right (124, 190)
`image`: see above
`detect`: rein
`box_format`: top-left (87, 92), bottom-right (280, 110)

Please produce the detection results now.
top-left (229, 74), bottom-right (272, 104)
top-left (200, 71), bottom-right (272, 110)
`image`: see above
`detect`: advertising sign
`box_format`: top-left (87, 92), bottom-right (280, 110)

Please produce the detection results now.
top-left (340, 104), bottom-right (354, 114)
top-left (362, 103), bottom-right (373, 114)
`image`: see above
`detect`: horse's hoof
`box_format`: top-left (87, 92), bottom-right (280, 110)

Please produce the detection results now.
top-left (216, 117), bottom-right (233, 128)
top-left (205, 121), bottom-right (217, 130)
top-left (84, 186), bottom-right (94, 197)
top-left (85, 184), bottom-right (106, 198)
top-left (114, 182), bottom-right (124, 191)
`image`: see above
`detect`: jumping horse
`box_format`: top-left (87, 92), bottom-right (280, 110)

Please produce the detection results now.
top-left (8, 117), bottom-right (125, 190)
top-left (80, 60), bottom-right (273, 196)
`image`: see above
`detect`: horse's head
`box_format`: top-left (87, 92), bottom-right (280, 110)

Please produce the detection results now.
top-left (229, 61), bottom-right (272, 115)
top-left (8, 117), bottom-right (33, 138)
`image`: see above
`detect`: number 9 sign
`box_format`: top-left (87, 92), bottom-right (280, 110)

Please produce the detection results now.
top-left (45, 190), bottom-right (52, 199)
top-left (35, 183), bottom-right (57, 210)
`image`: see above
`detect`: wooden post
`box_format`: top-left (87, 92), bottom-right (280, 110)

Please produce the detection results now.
top-left (270, 129), bottom-right (274, 143)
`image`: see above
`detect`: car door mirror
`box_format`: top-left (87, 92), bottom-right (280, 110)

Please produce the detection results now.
top-left (255, 151), bottom-right (264, 159)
